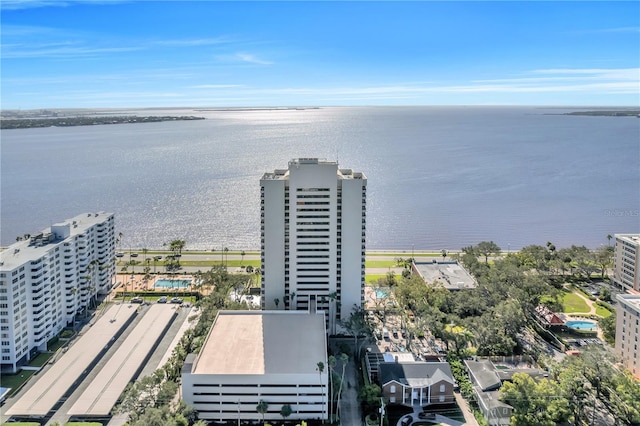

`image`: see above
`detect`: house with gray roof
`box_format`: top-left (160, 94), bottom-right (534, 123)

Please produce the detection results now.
top-left (464, 359), bottom-right (518, 425)
top-left (378, 361), bottom-right (455, 407)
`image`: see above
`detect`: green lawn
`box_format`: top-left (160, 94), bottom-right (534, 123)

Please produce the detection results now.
top-left (364, 260), bottom-right (398, 268)
top-left (366, 274), bottom-right (388, 284)
top-left (367, 252), bottom-right (443, 257)
top-left (119, 259), bottom-right (261, 269)
top-left (29, 352), bottom-right (52, 367)
top-left (561, 291), bottom-right (590, 313)
top-left (1, 423), bottom-right (40, 426)
top-left (0, 370), bottom-right (36, 395)
top-left (595, 304), bottom-right (612, 318)
top-left (65, 423), bottom-right (103, 426)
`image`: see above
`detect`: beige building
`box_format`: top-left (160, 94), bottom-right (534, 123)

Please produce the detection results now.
top-left (181, 310), bottom-right (328, 423)
top-left (615, 294), bottom-right (640, 379)
top-left (612, 234), bottom-right (640, 292)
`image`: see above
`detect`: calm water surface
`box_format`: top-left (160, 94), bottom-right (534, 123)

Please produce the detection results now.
top-left (1, 106), bottom-right (638, 250)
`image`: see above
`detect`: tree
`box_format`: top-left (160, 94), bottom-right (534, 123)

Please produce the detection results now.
top-left (607, 234), bottom-right (613, 246)
top-left (256, 399), bottom-right (269, 425)
top-left (599, 314), bottom-right (615, 344)
top-left (169, 239), bottom-right (185, 255)
top-left (274, 298), bottom-right (280, 308)
top-left (240, 250), bottom-right (246, 265)
top-left (476, 241), bottom-right (501, 264)
top-left (595, 245), bottom-right (614, 278)
top-left (609, 371), bottom-right (640, 425)
top-left (500, 373), bottom-right (569, 426)
top-left (328, 355), bottom-right (336, 422)
top-left (317, 361), bottom-right (326, 420)
top-left (280, 403), bottom-right (293, 422)
top-left (336, 353), bottom-right (349, 420)
top-left (441, 249), bottom-right (447, 261)
top-left (341, 305), bottom-right (373, 358)
top-left (224, 246), bottom-right (229, 267)
top-left (358, 384), bottom-right (381, 413)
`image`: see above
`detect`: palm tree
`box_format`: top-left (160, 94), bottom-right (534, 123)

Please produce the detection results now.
top-left (290, 291), bottom-right (296, 309)
top-left (317, 361), bottom-right (326, 421)
top-left (441, 249), bottom-right (447, 262)
top-left (274, 298), bottom-right (280, 309)
top-left (336, 353), bottom-right (349, 421)
top-left (224, 247), bottom-right (229, 267)
top-left (240, 250), bottom-right (246, 266)
top-left (256, 399), bottom-right (268, 425)
top-left (328, 355), bottom-right (336, 422)
top-left (607, 234), bottom-right (613, 246)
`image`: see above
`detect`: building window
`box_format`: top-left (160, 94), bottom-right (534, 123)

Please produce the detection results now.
top-left (390, 397), bottom-right (396, 403)
top-left (390, 385), bottom-right (396, 393)
top-left (439, 395), bottom-right (445, 402)
top-left (439, 384), bottom-right (445, 393)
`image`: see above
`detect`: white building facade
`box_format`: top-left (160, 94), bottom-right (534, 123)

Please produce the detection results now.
top-left (260, 158), bottom-right (366, 330)
top-left (0, 212), bottom-right (115, 373)
top-left (182, 310), bottom-right (328, 423)
top-left (615, 294), bottom-right (640, 380)
top-left (612, 234), bottom-right (640, 292)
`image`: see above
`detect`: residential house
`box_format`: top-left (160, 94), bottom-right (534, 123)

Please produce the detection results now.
top-left (379, 361), bottom-right (455, 407)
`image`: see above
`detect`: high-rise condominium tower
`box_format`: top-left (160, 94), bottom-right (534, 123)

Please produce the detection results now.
top-left (260, 158), bottom-right (366, 331)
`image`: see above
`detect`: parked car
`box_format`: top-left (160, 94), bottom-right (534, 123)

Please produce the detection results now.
top-left (418, 412), bottom-right (436, 420)
top-left (170, 297), bottom-right (183, 304)
top-left (130, 297), bottom-right (143, 304)
top-left (157, 296), bottom-right (167, 303)
top-left (116, 252), bottom-right (124, 257)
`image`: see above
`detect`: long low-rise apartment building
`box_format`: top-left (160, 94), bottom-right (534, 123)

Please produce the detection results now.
top-left (182, 310), bottom-right (328, 423)
top-left (0, 212), bottom-right (115, 373)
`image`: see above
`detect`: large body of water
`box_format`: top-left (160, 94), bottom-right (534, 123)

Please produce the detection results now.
top-left (1, 106), bottom-right (638, 251)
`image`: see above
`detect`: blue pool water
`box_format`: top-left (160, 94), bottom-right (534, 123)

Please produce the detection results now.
top-left (565, 320), bottom-right (597, 331)
top-left (376, 289), bottom-right (390, 299)
top-left (154, 279), bottom-right (191, 289)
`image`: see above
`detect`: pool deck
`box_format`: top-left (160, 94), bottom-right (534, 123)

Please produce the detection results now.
top-left (114, 273), bottom-right (196, 293)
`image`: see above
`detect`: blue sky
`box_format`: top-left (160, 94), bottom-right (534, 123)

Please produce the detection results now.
top-left (1, 1), bottom-right (639, 108)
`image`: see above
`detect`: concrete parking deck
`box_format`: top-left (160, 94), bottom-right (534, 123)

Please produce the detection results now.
top-left (6, 304), bottom-right (138, 416)
top-left (67, 304), bottom-right (177, 416)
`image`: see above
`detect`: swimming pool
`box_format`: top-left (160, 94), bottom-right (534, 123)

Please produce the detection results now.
top-left (375, 288), bottom-right (390, 299)
top-left (154, 279), bottom-right (191, 289)
top-left (565, 320), bottom-right (597, 331)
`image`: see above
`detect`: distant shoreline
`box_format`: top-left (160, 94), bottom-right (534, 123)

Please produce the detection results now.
top-left (559, 110), bottom-right (640, 117)
top-left (0, 115), bottom-right (205, 130)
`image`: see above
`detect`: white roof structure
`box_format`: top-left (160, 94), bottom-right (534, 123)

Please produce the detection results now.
top-left (192, 310), bottom-right (327, 376)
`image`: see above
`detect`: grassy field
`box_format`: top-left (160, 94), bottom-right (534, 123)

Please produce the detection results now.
top-left (364, 260), bottom-right (399, 268)
top-left (1, 369), bottom-right (36, 396)
top-left (595, 304), bottom-right (612, 318)
top-left (366, 274), bottom-right (388, 284)
top-left (561, 291), bottom-right (590, 313)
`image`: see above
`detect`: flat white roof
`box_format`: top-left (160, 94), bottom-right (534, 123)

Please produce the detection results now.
top-left (68, 304), bottom-right (177, 416)
top-left (193, 310), bottom-right (326, 375)
top-left (6, 303), bottom-right (135, 416)
top-left (414, 260), bottom-right (476, 290)
top-left (617, 294), bottom-right (640, 313)
top-left (0, 212), bottom-right (113, 271)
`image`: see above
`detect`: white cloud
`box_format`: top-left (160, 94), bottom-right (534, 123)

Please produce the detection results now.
top-left (235, 53), bottom-right (273, 65)
top-left (1, 0), bottom-right (127, 10)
